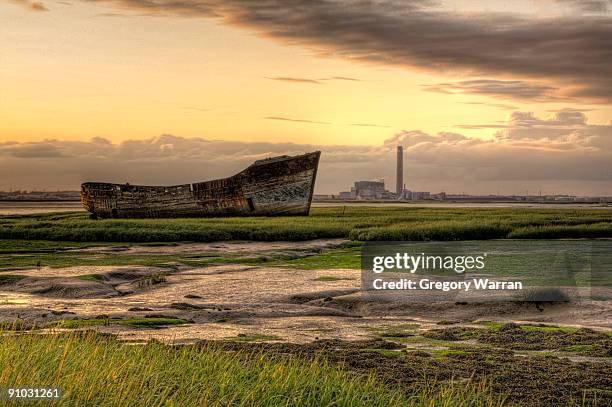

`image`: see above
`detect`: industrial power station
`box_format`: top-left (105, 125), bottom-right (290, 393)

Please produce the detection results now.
top-left (337, 146), bottom-right (437, 201)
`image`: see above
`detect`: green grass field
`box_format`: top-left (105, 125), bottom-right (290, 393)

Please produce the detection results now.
top-left (0, 207), bottom-right (609, 405)
top-left (1, 207), bottom-right (611, 242)
top-left (0, 330), bottom-right (504, 406)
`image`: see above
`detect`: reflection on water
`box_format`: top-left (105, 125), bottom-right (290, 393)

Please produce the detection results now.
top-left (0, 201), bottom-right (83, 215)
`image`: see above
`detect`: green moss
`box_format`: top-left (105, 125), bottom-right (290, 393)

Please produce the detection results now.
top-left (532, 351), bottom-right (558, 358)
top-left (224, 334), bottom-right (281, 342)
top-left (480, 321), bottom-right (504, 330)
top-left (0, 274), bottom-right (25, 283)
top-left (314, 275), bottom-right (345, 281)
top-left (76, 274), bottom-right (104, 281)
top-left (480, 322), bottom-right (578, 334)
top-left (51, 317), bottom-right (188, 329)
top-left (360, 348), bottom-right (402, 358)
top-left (519, 324), bottom-right (577, 333)
top-left (393, 335), bottom-right (460, 347)
top-left (368, 323), bottom-right (420, 340)
top-left (121, 317), bottom-right (187, 328)
top-left (429, 349), bottom-right (469, 358)
top-left (274, 245), bottom-right (361, 270)
top-left (562, 344), bottom-right (595, 353)
top-left (0, 239), bottom-right (116, 253)
top-left (0, 250), bottom-right (254, 271)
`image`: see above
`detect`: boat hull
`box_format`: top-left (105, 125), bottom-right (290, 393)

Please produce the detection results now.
top-left (81, 151), bottom-right (320, 218)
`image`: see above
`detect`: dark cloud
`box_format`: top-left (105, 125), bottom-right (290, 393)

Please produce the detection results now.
top-left (424, 80), bottom-right (562, 102)
top-left (454, 124), bottom-right (511, 130)
top-left (319, 76), bottom-right (362, 82)
top-left (547, 108), bottom-right (595, 113)
top-left (94, 12), bottom-right (141, 17)
top-left (85, 0), bottom-right (612, 103)
top-left (556, 0), bottom-right (610, 13)
top-left (461, 102), bottom-right (518, 110)
top-left (264, 116), bottom-right (331, 124)
top-left (267, 76), bottom-right (362, 84)
top-left (266, 117), bottom-right (390, 127)
top-left (9, 0), bottom-right (48, 11)
top-left (455, 109), bottom-right (596, 131)
top-left (265, 116), bottom-right (388, 126)
top-left (266, 77), bottom-right (322, 84)
top-left (1, 110), bottom-right (610, 195)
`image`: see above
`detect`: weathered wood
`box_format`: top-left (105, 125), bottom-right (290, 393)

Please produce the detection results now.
top-left (81, 151), bottom-right (320, 218)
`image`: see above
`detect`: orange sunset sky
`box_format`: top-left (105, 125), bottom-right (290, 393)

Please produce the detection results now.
top-left (1, 0), bottom-right (611, 195)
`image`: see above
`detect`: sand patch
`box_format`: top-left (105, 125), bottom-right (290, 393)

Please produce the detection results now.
top-left (0, 266), bottom-right (173, 299)
top-left (74, 239), bottom-right (349, 255)
top-left (1, 263), bottom-right (610, 343)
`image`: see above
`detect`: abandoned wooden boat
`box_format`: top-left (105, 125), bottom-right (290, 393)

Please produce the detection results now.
top-left (81, 151), bottom-right (320, 218)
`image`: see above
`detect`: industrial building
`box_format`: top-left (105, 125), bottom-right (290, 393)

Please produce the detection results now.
top-left (336, 145), bottom-right (439, 201)
top-left (339, 180), bottom-right (395, 200)
top-left (396, 146), bottom-right (403, 197)
top-left (329, 145), bottom-right (611, 202)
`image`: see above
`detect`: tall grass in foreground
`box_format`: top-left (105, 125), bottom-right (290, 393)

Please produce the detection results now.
top-left (0, 331), bottom-right (505, 406)
top-left (1, 207), bottom-right (611, 242)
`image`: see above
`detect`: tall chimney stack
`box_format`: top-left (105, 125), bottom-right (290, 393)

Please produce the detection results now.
top-left (396, 146), bottom-right (403, 197)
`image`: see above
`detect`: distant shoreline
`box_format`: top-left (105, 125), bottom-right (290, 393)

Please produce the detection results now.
top-left (0, 199), bottom-right (80, 202)
top-left (1, 200), bottom-right (611, 217)
top-left (0, 199), bottom-right (610, 206)
top-left (314, 199), bottom-right (610, 205)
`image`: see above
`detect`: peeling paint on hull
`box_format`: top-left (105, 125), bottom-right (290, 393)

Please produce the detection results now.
top-left (81, 151), bottom-right (320, 218)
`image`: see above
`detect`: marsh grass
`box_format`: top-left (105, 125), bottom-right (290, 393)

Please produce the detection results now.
top-left (274, 245), bottom-right (361, 269)
top-left (50, 317), bottom-right (188, 329)
top-left (479, 321), bottom-right (578, 334)
top-left (1, 207), bottom-right (611, 243)
top-left (0, 330), bottom-right (507, 406)
top-left (368, 323), bottom-right (421, 340)
top-left (0, 251), bottom-right (247, 270)
top-left (0, 274), bottom-right (25, 283)
top-left (223, 333), bottom-right (282, 342)
top-left (75, 274), bottom-right (104, 281)
top-left (314, 275), bottom-right (346, 281)
top-left (359, 348), bottom-right (403, 357)
top-left (562, 344), bottom-right (595, 353)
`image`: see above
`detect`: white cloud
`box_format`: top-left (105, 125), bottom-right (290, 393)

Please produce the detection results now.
top-left (0, 110), bottom-right (610, 195)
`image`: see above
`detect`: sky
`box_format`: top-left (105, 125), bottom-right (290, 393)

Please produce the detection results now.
top-left (0, 0), bottom-right (611, 195)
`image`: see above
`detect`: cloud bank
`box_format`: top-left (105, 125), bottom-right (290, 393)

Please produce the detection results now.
top-left (423, 80), bottom-right (562, 103)
top-left (557, 0), bottom-right (611, 13)
top-left (1, 110), bottom-right (610, 195)
top-left (82, 0), bottom-right (612, 103)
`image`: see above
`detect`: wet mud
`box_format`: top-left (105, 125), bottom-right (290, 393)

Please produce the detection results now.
top-left (190, 338), bottom-right (611, 406)
top-left (0, 239), bottom-right (610, 406)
